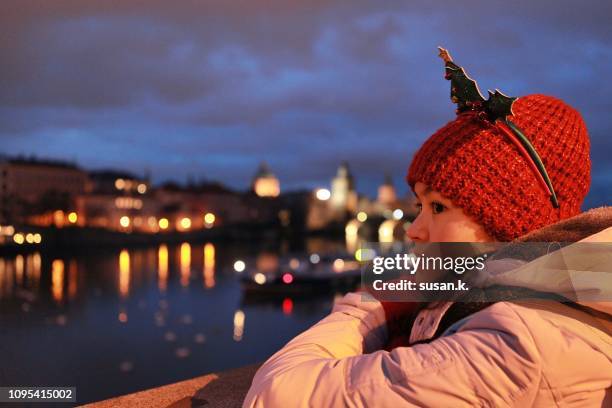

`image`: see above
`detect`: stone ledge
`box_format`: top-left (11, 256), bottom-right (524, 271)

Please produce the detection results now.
top-left (82, 364), bottom-right (260, 408)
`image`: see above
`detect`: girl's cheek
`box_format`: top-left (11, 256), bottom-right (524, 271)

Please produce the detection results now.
top-left (428, 220), bottom-right (444, 241)
top-left (431, 215), bottom-right (460, 241)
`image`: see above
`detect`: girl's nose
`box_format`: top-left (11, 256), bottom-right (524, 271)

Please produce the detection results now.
top-left (406, 213), bottom-right (428, 242)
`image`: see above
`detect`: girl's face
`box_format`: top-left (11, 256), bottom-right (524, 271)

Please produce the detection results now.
top-left (407, 182), bottom-right (493, 243)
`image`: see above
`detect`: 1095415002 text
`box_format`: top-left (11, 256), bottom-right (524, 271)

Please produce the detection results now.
top-left (0, 387), bottom-right (76, 403)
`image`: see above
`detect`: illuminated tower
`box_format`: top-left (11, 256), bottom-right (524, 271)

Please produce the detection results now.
top-left (253, 162), bottom-right (280, 197)
top-left (331, 162), bottom-right (357, 213)
top-left (377, 174), bottom-right (396, 207)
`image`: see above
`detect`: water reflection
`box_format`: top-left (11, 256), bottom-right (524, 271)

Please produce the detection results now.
top-left (15, 255), bottom-right (24, 286)
top-left (282, 298), bottom-right (293, 315)
top-left (0, 239), bottom-right (344, 404)
top-left (158, 244), bottom-right (169, 292)
top-left (0, 258), bottom-right (6, 298)
top-left (203, 243), bottom-right (215, 288)
top-left (68, 260), bottom-right (78, 300)
top-left (51, 259), bottom-right (64, 303)
top-left (175, 347), bottom-right (190, 359)
top-left (4, 260), bottom-right (13, 299)
top-left (118, 310), bottom-right (128, 323)
top-left (0, 240), bottom-right (347, 313)
top-left (180, 242), bottom-right (191, 288)
top-left (25, 254), bottom-right (33, 287)
top-left (0, 253), bottom-right (44, 299)
top-left (31, 252), bottom-right (41, 289)
top-left (233, 309), bottom-right (245, 341)
top-left (119, 250), bottom-right (130, 298)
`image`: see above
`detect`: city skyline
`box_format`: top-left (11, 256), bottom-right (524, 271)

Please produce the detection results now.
top-left (0, 152), bottom-right (393, 198)
top-left (1, 0), bottom-right (610, 208)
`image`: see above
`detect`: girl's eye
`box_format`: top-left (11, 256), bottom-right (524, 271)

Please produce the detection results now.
top-left (432, 201), bottom-right (446, 214)
top-left (415, 202), bottom-right (423, 214)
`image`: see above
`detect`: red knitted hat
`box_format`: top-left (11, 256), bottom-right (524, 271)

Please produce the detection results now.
top-left (407, 94), bottom-right (591, 241)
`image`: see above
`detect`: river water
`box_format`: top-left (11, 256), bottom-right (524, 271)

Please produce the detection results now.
top-left (0, 238), bottom-right (349, 404)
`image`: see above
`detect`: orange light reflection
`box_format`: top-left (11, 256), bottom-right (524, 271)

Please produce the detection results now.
top-left (15, 255), bottom-right (24, 286)
top-left (51, 259), bottom-right (65, 302)
top-left (68, 260), bottom-right (78, 300)
top-left (203, 243), bottom-right (215, 288)
top-left (180, 243), bottom-right (191, 287)
top-left (158, 244), bottom-right (169, 292)
top-left (119, 250), bottom-right (130, 298)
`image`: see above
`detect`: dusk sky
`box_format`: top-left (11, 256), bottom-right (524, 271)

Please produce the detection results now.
top-left (1, 0), bottom-right (610, 208)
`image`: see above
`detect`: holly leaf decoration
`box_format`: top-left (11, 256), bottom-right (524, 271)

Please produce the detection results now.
top-left (484, 90), bottom-right (516, 121)
top-left (438, 47), bottom-right (516, 121)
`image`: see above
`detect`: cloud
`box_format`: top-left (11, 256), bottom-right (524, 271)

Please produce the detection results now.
top-left (0, 0), bottom-right (610, 207)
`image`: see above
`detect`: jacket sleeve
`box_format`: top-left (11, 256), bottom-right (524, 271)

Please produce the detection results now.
top-left (243, 296), bottom-right (543, 408)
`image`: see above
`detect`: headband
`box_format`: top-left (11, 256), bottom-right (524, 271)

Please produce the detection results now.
top-left (438, 47), bottom-right (559, 208)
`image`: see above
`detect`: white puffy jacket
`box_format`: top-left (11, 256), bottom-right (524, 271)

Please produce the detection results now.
top-left (243, 229), bottom-right (612, 407)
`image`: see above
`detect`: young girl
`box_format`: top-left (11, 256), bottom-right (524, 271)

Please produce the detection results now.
top-left (243, 49), bottom-right (612, 407)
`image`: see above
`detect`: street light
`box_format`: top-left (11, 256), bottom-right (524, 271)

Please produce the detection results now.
top-left (204, 213), bottom-right (215, 227)
top-left (234, 260), bottom-right (246, 273)
top-left (13, 233), bottom-right (24, 244)
top-left (180, 217), bottom-right (191, 230)
top-left (158, 218), bottom-right (169, 230)
top-left (315, 188), bottom-right (331, 201)
top-left (120, 216), bottom-right (130, 228)
top-left (254, 273), bottom-right (266, 285)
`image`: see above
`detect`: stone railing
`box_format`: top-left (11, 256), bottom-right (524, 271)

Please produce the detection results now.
top-left (81, 364), bottom-right (259, 408)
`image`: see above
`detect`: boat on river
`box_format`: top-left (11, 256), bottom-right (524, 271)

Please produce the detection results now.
top-left (240, 254), bottom-right (362, 297)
